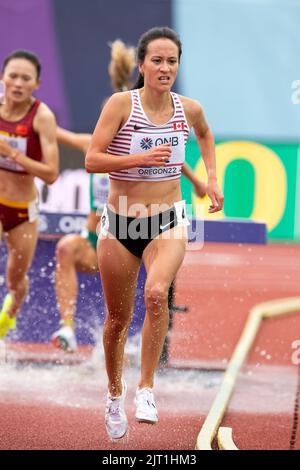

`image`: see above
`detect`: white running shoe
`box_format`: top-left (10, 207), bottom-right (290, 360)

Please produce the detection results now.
top-left (51, 325), bottom-right (77, 353)
top-left (105, 380), bottom-right (128, 439)
top-left (135, 387), bottom-right (158, 424)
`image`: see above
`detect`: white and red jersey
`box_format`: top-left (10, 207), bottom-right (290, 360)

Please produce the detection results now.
top-left (108, 89), bottom-right (190, 182)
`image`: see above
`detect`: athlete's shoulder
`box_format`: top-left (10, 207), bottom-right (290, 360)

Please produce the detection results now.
top-left (34, 101), bottom-right (56, 133)
top-left (35, 101), bottom-right (56, 121)
top-left (177, 94), bottom-right (203, 113)
top-left (177, 95), bottom-right (205, 126)
top-left (101, 91), bottom-right (132, 127)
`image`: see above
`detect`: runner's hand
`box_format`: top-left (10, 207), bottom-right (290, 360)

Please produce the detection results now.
top-left (0, 139), bottom-right (16, 158)
top-left (140, 144), bottom-right (172, 167)
top-left (207, 180), bottom-right (224, 213)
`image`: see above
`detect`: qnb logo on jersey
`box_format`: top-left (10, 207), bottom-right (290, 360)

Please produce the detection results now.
top-left (155, 136), bottom-right (179, 147)
top-left (140, 137), bottom-right (153, 150)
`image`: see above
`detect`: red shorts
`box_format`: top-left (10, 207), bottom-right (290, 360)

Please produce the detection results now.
top-left (0, 198), bottom-right (39, 232)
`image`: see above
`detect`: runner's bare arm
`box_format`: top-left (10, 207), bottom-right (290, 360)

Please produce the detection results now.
top-left (8, 104), bottom-right (59, 184)
top-left (57, 126), bottom-right (91, 154)
top-left (182, 162), bottom-right (207, 198)
top-left (185, 98), bottom-right (223, 212)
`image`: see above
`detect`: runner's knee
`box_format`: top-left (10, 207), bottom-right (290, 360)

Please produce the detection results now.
top-left (56, 237), bottom-right (77, 264)
top-left (144, 282), bottom-right (169, 313)
top-left (105, 314), bottom-right (131, 335)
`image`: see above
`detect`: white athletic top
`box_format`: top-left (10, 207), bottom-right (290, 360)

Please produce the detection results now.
top-left (108, 89), bottom-right (190, 182)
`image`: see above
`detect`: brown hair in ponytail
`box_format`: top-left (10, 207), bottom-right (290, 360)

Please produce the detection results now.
top-left (108, 40), bottom-right (136, 92)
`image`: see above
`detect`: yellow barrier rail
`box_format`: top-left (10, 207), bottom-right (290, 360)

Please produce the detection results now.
top-left (196, 297), bottom-right (300, 450)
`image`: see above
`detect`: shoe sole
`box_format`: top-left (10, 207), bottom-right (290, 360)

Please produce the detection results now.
top-left (105, 417), bottom-right (129, 440)
top-left (51, 335), bottom-right (76, 353)
top-left (135, 416), bottom-right (158, 424)
top-left (107, 426), bottom-right (129, 440)
top-left (109, 427), bottom-right (129, 442)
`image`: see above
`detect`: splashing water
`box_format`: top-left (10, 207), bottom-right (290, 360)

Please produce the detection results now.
top-left (0, 341), bottom-right (222, 414)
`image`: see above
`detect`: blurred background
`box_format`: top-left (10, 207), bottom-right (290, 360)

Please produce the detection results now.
top-left (1, 0), bottom-right (300, 240)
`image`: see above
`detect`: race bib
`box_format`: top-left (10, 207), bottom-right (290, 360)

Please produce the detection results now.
top-left (128, 132), bottom-right (185, 178)
top-left (100, 204), bottom-right (109, 237)
top-left (174, 200), bottom-right (190, 227)
top-left (0, 133), bottom-right (27, 172)
top-left (91, 173), bottom-right (109, 211)
top-left (28, 198), bottom-right (39, 222)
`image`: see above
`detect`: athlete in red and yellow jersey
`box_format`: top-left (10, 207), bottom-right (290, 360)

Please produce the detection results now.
top-left (0, 50), bottom-right (59, 338)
